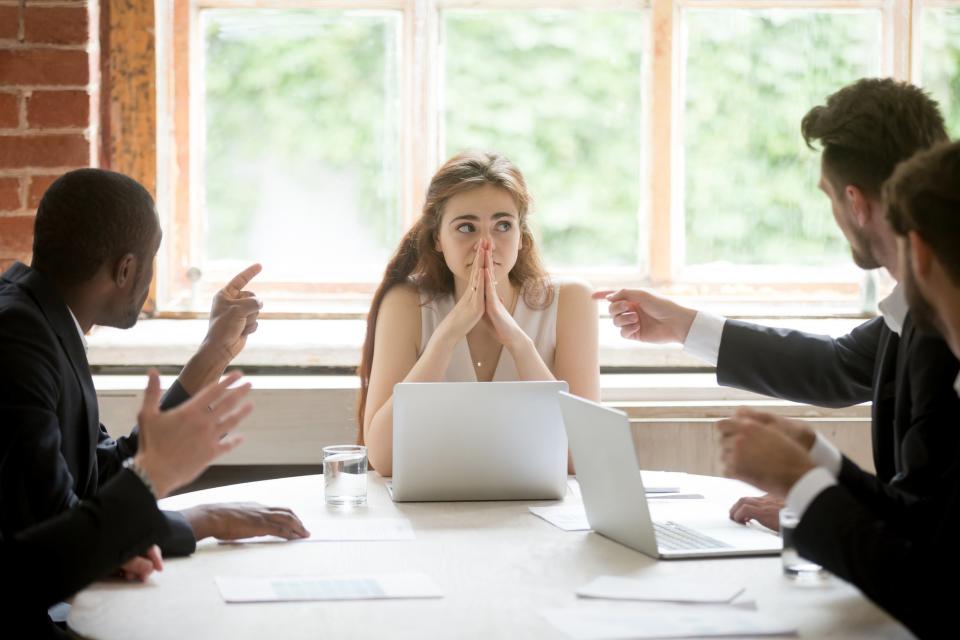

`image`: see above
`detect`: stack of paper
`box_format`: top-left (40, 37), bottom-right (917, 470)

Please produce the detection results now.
top-left (529, 496), bottom-right (702, 533)
top-left (216, 573), bottom-right (442, 603)
top-left (577, 576), bottom-right (745, 604)
top-left (567, 477), bottom-right (686, 498)
top-left (529, 505), bottom-right (591, 531)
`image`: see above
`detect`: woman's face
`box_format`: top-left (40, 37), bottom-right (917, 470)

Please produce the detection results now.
top-left (435, 184), bottom-right (522, 286)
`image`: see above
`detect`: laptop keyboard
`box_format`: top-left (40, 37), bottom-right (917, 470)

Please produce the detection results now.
top-left (654, 521), bottom-right (733, 551)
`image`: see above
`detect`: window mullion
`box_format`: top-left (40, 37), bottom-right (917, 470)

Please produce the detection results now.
top-left (650, 0), bottom-right (675, 284)
top-left (887, 0), bottom-right (913, 80)
top-left (404, 0), bottom-right (439, 230)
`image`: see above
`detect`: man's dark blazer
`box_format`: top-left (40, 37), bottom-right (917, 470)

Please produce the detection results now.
top-left (793, 473), bottom-right (959, 639)
top-left (0, 262), bottom-right (195, 555)
top-left (717, 314), bottom-right (960, 511)
top-left (0, 467), bottom-right (168, 639)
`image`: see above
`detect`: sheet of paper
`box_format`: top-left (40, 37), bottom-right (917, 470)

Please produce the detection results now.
top-left (530, 496), bottom-right (704, 533)
top-left (216, 573), bottom-right (442, 603)
top-left (577, 576), bottom-right (744, 604)
top-left (529, 505), bottom-right (590, 531)
top-left (641, 471), bottom-right (692, 493)
top-left (221, 517), bottom-right (415, 544)
top-left (541, 607), bottom-right (797, 639)
top-left (568, 477), bottom-right (686, 496)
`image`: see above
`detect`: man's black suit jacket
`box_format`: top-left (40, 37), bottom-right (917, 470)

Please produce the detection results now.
top-left (0, 262), bottom-right (196, 555)
top-left (0, 468), bottom-right (168, 638)
top-left (793, 474), bottom-right (959, 639)
top-left (718, 315), bottom-right (960, 512)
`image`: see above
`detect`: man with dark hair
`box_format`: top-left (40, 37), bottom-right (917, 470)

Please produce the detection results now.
top-left (800, 78), bottom-right (947, 271)
top-left (885, 140), bottom-right (960, 334)
top-left (596, 77), bottom-right (960, 530)
top-left (31, 168), bottom-right (159, 308)
top-left (0, 169), bottom-right (308, 573)
top-left (719, 139), bottom-right (960, 639)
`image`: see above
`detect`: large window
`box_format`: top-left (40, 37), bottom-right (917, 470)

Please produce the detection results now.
top-left (681, 9), bottom-right (881, 271)
top-left (202, 11), bottom-right (402, 283)
top-left (157, 0), bottom-right (960, 314)
top-left (917, 4), bottom-right (960, 136)
top-left (443, 10), bottom-right (645, 268)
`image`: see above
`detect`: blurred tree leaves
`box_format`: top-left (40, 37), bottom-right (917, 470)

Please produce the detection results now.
top-left (921, 8), bottom-right (960, 138)
top-left (683, 10), bottom-right (882, 266)
top-left (444, 10), bottom-right (644, 268)
top-left (204, 10), bottom-right (401, 264)
top-left (200, 7), bottom-right (959, 277)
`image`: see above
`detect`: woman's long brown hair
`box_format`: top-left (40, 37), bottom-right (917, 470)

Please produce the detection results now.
top-left (356, 150), bottom-right (551, 443)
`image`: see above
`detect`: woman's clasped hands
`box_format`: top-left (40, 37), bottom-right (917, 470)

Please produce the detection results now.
top-left (441, 239), bottom-right (526, 350)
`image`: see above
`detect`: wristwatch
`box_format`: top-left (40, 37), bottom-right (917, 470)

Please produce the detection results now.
top-left (123, 457), bottom-right (157, 499)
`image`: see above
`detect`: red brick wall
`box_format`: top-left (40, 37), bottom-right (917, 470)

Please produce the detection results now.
top-left (0, 0), bottom-right (96, 272)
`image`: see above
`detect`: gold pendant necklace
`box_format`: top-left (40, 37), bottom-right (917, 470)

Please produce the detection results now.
top-left (472, 286), bottom-right (516, 372)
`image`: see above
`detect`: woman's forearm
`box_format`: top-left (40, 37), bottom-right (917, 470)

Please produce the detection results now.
top-left (365, 329), bottom-right (461, 475)
top-left (508, 335), bottom-right (555, 381)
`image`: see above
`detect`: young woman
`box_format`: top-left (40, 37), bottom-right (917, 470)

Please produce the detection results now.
top-left (357, 150), bottom-right (600, 475)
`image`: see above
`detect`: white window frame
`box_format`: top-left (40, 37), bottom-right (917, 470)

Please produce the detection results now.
top-left (155, 0), bottom-right (950, 318)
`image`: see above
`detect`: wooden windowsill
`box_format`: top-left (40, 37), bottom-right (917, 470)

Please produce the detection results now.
top-left (95, 371), bottom-right (871, 472)
top-left (86, 316), bottom-right (867, 370)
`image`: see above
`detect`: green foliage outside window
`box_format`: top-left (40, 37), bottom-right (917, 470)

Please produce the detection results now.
top-left (921, 8), bottom-right (960, 138)
top-left (683, 10), bottom-right (882, 266)
top-left (204, 10), bottom-right (401, 270)
top-left (443, 10), bottom-right (645, 268)
top-left (200, 7), bottom-right (960, 278)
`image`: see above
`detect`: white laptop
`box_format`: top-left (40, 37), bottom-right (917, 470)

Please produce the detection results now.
top-left (558, 392), bottom-right (781, 559)
top-left (389, 381), bottom-right (569, 502)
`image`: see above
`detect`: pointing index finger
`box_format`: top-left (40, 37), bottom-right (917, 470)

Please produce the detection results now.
top-left (225, 264), bottom-right (263, 297)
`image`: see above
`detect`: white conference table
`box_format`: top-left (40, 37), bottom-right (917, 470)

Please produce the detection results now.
top-left (68, 472), bottom-right (910, 639)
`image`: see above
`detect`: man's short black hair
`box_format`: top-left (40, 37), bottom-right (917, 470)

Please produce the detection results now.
top-left (31, 169), bottom-right (158, 286)
top-left (801, 78), bottom-right (948, 198)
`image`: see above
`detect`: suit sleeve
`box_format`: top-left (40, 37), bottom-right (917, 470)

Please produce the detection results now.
top-left (716, 317), bottom-right (879, 407)
top-left (891, 330), bottom-right (960, 492)
top-left (1, 468), bottom-right (169, 609)
top-left (833, 330), bottom-right (960, 524)
top-left (794, 484), bottom-right (954, 638)
top-left (94, 379), bottom-right (196, 556)
top-left (95, 378), bottom-right (193, 481)
top-left (834, 456), bottom-right (922, 522)
top-left (0, 307), bottom-right (196, 557)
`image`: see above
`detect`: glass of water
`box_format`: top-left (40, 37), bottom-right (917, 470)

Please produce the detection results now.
top-left (323, 445), bottom-right (368, 507)
top-left (779, 508), bottom-right (828, 581)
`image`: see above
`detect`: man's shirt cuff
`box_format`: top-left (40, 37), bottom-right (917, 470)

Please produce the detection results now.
top-left (682, 311), bottom-right (726, 365)
top-left (809, 433), bottom-right (843, 477)
top-left (785, 467), bottom-right (837, 519)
